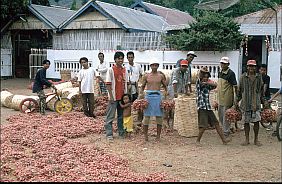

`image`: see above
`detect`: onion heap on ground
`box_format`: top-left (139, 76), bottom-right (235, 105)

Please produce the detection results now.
top-left (95, 96), bottom-right (109, 116)
top-left (0, 112), bottom-right (176, 182)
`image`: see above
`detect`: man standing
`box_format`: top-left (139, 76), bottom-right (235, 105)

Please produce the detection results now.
top-left (140, 58), bottom-right (167, 142)
top-left (96, 52), bottom-right (109, 95)
top-left (104, 51), bottom-right (129, 140)
top-left (169, 60), bottom-right (191, 98)
top-left (259, 64), bottom-right (271, 101)
top-left (32, 60), bottom-right (56, 115)
top-left (78, 57), bottom-right (97, 118)
top-left (236, 60), bottom-right (264, 146)
top-left (217, 57), bottom-right (237, 139)
top-left (176, 51), bottom-right (197, 93)
top-left (125, 51), bottom-right (144, 102)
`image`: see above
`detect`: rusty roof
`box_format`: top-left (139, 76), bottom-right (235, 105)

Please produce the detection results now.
top-left (131, 1), bottom-right (195, 28)
top-left (235, 5), bottom-right (282, 24)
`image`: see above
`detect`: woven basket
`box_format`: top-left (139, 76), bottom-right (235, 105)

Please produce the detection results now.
top-left (11, 95), bottom-right (39, 111)
top-left (54, 82), bottom-right (73, 92)
top-left (1, 90), bottom-right (14, 107)
top-left (174, 94), bottom-right (198, 137)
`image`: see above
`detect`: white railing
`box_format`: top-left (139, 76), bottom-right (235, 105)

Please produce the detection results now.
top-left (109, 62), bottom-right (220, 80)
top-left (53, 60), bottom-right (92, 75)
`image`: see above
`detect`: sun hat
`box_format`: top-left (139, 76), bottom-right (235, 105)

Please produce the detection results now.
top-left (220, 57), bottom-right (230, 64)
top-left (180, 60), bottom-right (189, 66)
top-left (247, 60), bottom-right (257, 66)
top-left (149, 58), bottom-right (159, 66)
top-left (187, 51), bottom-right (197, 57)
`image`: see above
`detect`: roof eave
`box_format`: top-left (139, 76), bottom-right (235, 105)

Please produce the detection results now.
top-left (58, 1), bottom-right (128, 32)
top-left (28, 4), bottom-right (57, 31)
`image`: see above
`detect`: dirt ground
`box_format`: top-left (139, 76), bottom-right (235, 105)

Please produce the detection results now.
top-left (1, 78), bottom-right (281, 182)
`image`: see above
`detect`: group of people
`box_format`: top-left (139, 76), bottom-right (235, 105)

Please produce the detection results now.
top-left (33, 50), bottom-right (279, 146)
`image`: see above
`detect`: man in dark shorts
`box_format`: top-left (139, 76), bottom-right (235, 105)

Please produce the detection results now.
top-left (196, 67), bottom-right (231, 146)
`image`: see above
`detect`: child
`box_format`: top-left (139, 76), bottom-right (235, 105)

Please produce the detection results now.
top-left (119, 94), bottom-right (133, 138)
top-left (196, 68), bottom-right (230, 146)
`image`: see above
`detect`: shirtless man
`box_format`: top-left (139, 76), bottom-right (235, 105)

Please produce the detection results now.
top-left (140, 58), bottom-right (168, 142)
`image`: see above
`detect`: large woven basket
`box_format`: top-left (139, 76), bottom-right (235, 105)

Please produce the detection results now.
top-left (174, 94), bottom-right (198, 137)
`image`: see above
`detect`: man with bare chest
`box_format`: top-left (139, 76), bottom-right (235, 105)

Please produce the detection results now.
top-left (140, 58), bottom-right (167, 142)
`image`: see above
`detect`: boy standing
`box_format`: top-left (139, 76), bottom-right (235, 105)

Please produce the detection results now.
top-left (78, 57), bottom-right (97, 118)
top-left (196, 67), bottom-right (230, 145)
top-left (32, 59), bottom-right (56, 115)
top-left (104, 52), bottom-right (129, 140)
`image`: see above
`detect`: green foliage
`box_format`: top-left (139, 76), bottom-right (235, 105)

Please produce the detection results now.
top-left (165, 11), bottom-right (244, 51)
top-left (70, 0), bottom-right (77, 10)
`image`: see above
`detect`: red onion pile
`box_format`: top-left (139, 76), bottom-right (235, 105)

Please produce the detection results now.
top-left (0, 112), bottom-right (175, 182)
top-left (95, 96), bottom-right (109, 116)
top-left (225, 108), bottom-right (242, 123)
top-left (261, 109), bottom-right (277, 123)
top-left (160, 100), bottom-right (175, 112)
top-left (132, 99), bottom-right (149, 111)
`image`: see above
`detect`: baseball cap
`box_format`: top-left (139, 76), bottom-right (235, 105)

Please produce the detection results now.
top-left (187, 51), bottom-right (197, 57)
top-left (220, 57), bottom-right (230, 64)
top-left (247, 60), bottom-right (257, 66)
top-left (180, 60), bottom-right (189, 66)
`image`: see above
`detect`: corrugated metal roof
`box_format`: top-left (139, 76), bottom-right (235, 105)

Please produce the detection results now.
top-left (140, 2), bottom-right (195, 26)
top-left (29, 4), bottom-right (76, 29)
top-left (95, 1), bottom-right (169, 32)
top-left (235, 5), bottom-right (282, 24)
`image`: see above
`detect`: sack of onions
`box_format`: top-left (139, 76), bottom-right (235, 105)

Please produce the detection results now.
top-left (225, 108), bottom-right (242, 123)
top-left (261, 109), bottom-right (277, 123)
top-left (132, 99), bottom-right (149, 111)
top-left (160, 100), bottom-right (175, 111)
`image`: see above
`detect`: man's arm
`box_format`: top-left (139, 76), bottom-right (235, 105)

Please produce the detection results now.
top-left (139, 74), bottom-right (147, 99)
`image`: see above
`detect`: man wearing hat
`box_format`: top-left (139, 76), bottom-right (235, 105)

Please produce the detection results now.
top-left (140, 58), bottom-right (168, 142)
top-left (169, 59), bottom-right (191, 98)
top-left (176, 51), bottom-right (197, 93)
top-left (217, 57), bottom-right (238, 139)
top-left (236, 60), bottom-right (264, 146)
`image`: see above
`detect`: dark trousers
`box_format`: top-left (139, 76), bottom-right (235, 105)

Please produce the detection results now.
top-left (81, 93), bottom-right (95, 117)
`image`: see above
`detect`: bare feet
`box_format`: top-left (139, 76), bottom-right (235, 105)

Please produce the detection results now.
top-left (155, 137), bottom-right (160, 142)
top-left (254, 141), bottom-right (262, 147)
top-left (240, 141), bottom-right (250, 146)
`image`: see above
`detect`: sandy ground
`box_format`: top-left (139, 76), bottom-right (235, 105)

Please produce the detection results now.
top-left (1, 78), bottom-right (281, 182)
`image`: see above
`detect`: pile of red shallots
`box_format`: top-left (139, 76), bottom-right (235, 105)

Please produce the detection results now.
top-left (160, 100), bottom-right (175, 112)
top-left (261, 109), bottom-right (277, 123)
top-left (0, 112), bottom-right (175, 182)
top-left (225, 108), bottom-right (242, 123)
top-left (132, 99), bottom-right (149, 111)
top-left (95, 96), bottom-right (109, 116)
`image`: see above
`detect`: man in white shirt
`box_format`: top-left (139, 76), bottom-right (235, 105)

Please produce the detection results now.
top-left (96, 52), bottom-right (109, 95)
top-left (78, 57), bottom-right (97, 118)
top-left (125, 51), bottom-right (144, 102)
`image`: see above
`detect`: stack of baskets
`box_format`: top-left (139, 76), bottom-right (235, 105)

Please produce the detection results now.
top-left (174, 94), bottom-right (198, 137)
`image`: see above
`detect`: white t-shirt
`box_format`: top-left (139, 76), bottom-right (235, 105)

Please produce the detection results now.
top-left (97, 61), bottom-right (109, 81)
top-left (77, 67), bottom-right (96, 93)
top-left (125, 63), bottom-right (144, 83)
